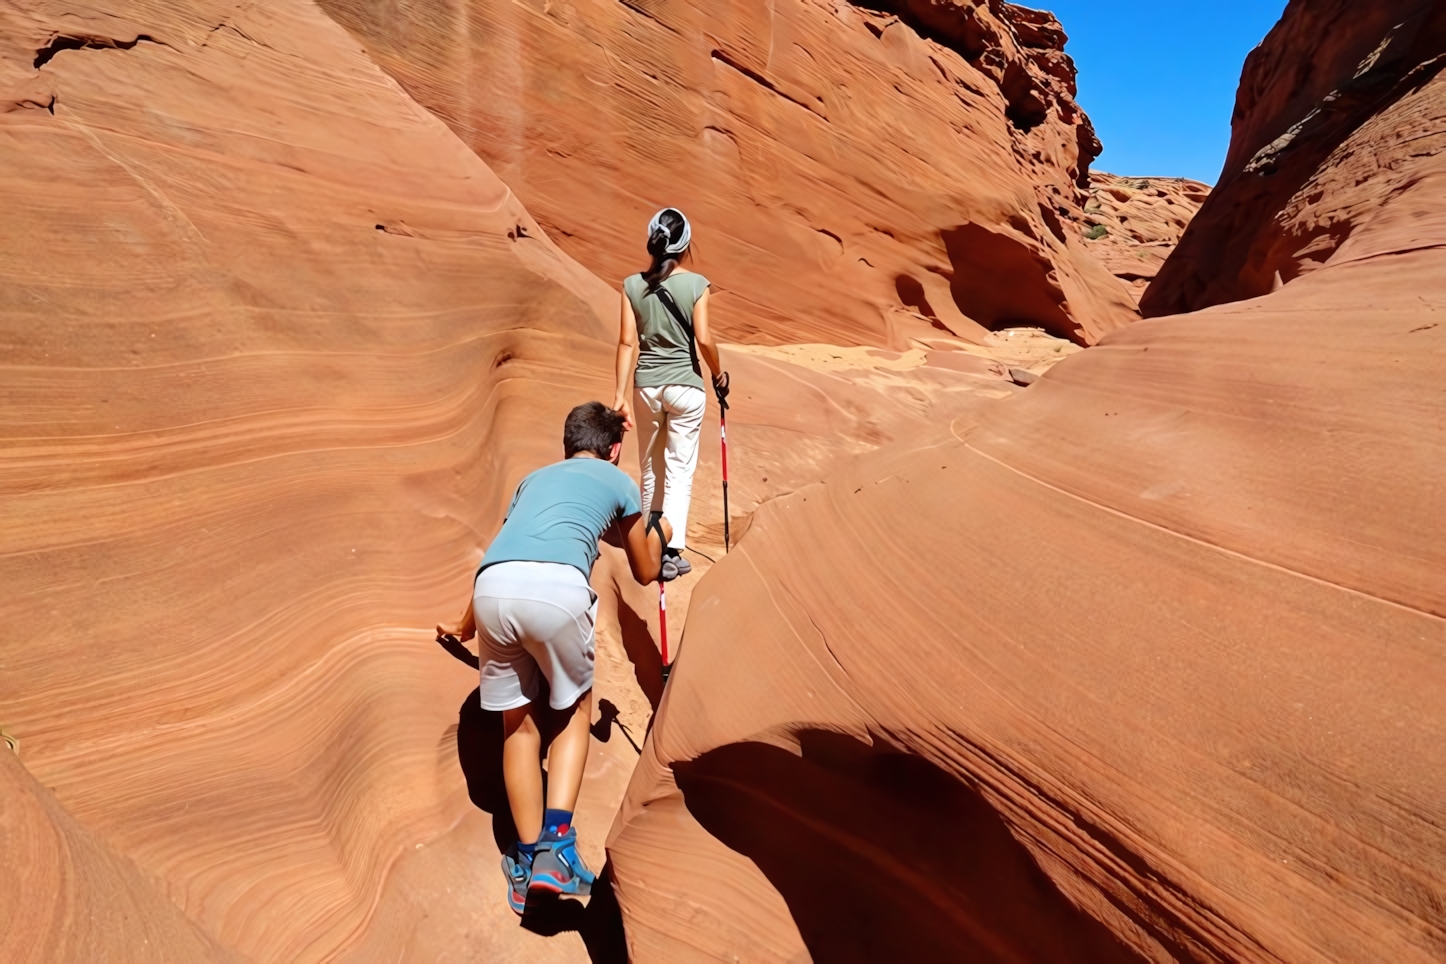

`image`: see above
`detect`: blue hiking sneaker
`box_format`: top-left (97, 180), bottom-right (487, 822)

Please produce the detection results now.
top-left (528, 828), bottom-right (595, 897)
top-left (501, 846), bottom-right (533, 916)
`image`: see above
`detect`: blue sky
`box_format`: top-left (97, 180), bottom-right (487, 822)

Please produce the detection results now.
top-left (1044, 0), bottom-right (1290, 183)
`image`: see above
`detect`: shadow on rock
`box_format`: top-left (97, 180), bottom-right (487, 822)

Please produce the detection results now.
top-left (455, 687), bottom-right (518, 852)
top-left (615, 594), bottom-right (664, 711)
top-left (520, 861), bottom-right (629, 963)
top-left (591, 697), bottom-right (641, 755)
top-left (673, 730), bottom-right (1146, 963)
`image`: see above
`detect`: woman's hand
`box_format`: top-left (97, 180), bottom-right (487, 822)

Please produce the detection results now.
top-left (613, 396), bottom-right (634, 431)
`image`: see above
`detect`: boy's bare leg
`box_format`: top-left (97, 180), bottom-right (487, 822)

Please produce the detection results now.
top-left (501, 705), bottom-right (544, 845)
top-left (544, 690), bottom-right (593, 812)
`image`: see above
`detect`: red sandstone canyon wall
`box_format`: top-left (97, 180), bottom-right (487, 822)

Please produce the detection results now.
top-left (0, 0), bottom-right (621, 957)
top-left (317, 0), bottom-right (1139, 345)
top-left (1143, 0), bottom-right (1446, 315)
top-left (609, 1), bottom-right (1446, 959)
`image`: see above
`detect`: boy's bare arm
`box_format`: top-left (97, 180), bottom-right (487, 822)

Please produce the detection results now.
top-left (622, 511), bottom-right (670, 585)
top-left (437, 592), bottom-right (476, 642)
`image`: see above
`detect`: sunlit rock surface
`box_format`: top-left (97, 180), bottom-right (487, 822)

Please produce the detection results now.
top-left (6, 0), bottom-right (1439, 961)
top-left (317, 0), bottom-right (1139, 345)
top-left (1081, 172), bottom-right (1210, 305)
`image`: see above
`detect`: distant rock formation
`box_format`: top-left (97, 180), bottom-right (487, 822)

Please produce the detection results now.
top-left (1081, 172), bottom-right (1210, 305)
top-left (1143, 0), bottom-right (1446, 315)
top-left (318, 0), bottom-right (1138, 344)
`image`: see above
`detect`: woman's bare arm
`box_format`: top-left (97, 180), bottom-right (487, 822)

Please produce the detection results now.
top-left (693, 289), bottom-right (724, 385)
top-left (613, 289), bottom-right (638, 429)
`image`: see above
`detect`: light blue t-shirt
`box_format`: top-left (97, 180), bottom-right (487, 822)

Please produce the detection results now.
top-left (479, 458), bottom-right (642, 579)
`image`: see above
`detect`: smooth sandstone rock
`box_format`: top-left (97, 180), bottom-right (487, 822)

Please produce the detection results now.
top-left (7, 0), bottom-right (1438, 959)
top-left (1081, 172), bottom-right (1210, 306)
top-left (0, 750), bottom-right (238, 962)
top-left (0, 4), bottom-right (1087, 960)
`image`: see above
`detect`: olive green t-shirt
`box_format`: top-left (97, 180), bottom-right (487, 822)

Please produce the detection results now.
top-left (623, 271), bottom-right (710, 391)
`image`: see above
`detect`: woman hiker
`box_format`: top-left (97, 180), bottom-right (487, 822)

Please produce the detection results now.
top-left (612, 207), bottom-right (728, 580)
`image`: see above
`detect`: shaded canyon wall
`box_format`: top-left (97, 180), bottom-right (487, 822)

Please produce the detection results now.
top-left (1144, 0), bottom-right (1446, 314)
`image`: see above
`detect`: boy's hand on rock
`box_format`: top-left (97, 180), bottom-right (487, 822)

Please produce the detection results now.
top-left (436, 621), bottom-right (474, 643)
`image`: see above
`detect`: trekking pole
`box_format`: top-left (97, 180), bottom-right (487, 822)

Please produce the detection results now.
top-left (658, 580), bottom-right (670, 686)
top-left (648, 511), bottom-right (673, 685)
top-left (715, 373), bottom-right (731, 552)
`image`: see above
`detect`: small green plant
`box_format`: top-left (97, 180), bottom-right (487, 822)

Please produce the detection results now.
top-left (1084, 224), bottom-right (1108, 240)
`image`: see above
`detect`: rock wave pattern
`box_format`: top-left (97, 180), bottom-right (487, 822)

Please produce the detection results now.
top-left (0, 0), bottom-right (614, 958)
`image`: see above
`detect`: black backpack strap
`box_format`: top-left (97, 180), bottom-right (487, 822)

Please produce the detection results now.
top-left (646, 510), bottom-right (667, 547)
top-left (649, 282), bottom-right (703, 378)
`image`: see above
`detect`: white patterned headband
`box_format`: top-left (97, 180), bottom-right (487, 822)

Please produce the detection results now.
top-left (647, 207), bottom-right (692, 254)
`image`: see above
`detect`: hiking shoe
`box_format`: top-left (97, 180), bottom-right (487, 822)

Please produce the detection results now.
top-left (501, 847), bottom-right (533, 916)
top-left (528, 829), bottom-right (595, 897)
top-left (670, 552), bottom-right (692, 576)
top-left (659, 556), bottom-right (680, 582)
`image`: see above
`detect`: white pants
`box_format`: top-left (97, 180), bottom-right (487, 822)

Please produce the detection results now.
top-left (634, 384), bottom-right (706, 550)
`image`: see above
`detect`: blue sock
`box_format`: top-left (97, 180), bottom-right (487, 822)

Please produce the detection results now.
top-left (540, 809), bottom-right (573, 841)
top-left (516, 839), bottom-right (536, 858)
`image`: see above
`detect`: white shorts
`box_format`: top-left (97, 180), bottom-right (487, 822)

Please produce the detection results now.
top-left (473, 561), bottom-right (597, 711)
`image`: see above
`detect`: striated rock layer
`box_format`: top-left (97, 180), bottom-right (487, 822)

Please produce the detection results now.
top-left (0, 0), bottom-right (621, 958)
top-left (318, 0), bottom-right (1139, 345)
top-left (1143, 0), bottom-right (1446, 315)
top-left (609, 3), bottom-right (1446, 961)
top-left (0, 749), bottom-right (238, 962)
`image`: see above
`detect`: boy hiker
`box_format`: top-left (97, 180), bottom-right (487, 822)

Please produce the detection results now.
top-left (437, 401), bottom-right (670, 915)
